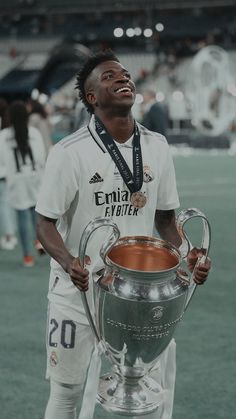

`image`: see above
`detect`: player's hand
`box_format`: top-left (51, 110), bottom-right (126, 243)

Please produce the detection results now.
top-left (66, 256), bottom-right (91, 291)
top-left (187, 247), bottom-right (211, 285)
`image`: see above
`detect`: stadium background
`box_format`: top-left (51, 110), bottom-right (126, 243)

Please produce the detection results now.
top-left (0, 1), bottom-right (235, 418)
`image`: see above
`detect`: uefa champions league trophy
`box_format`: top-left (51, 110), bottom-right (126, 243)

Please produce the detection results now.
top-left (79, 208), bottom-right (211, 416)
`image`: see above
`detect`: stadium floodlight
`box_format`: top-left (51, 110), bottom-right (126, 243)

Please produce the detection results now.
top-left (143, 28), bottom-right (153, 38)
top-left (114, 28), bottom-right (124, 38)
top-left (126, 28), bottom-right (135, 37)
top-left (134, 27), bottom-right (142, 36)
top-left (155, 23), bottom-right (164, 32)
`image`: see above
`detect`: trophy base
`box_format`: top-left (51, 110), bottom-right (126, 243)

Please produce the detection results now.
top-left (97, 372), bottom-right (164, 416)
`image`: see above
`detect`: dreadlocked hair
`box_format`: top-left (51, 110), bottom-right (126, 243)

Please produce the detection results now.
top-left (9, 101), bottom-right (29, 160)
top-left (75, 49), bottom-right (120, 114)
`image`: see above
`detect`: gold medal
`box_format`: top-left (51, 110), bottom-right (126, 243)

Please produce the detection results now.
top-left (130, 191), bottom-right (147, 208)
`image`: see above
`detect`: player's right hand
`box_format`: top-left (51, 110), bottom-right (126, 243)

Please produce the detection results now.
top-left (66, 256), bottom-right (91, 292)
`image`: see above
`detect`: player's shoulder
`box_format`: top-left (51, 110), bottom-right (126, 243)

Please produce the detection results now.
top-left (138, 122), bottom-right (168, 145)
top-left (57, 125), bottom-right (90, 151)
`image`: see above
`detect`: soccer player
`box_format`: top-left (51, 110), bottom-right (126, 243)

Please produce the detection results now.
top-left (36, 50), bottom-right (211, 419)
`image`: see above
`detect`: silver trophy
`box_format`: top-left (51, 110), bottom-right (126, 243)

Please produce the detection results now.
top-left (79, 208), bottom-right (211, 416)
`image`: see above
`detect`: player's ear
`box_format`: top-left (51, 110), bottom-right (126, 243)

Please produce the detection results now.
top-left (86, 90), bottom-right (97, 107)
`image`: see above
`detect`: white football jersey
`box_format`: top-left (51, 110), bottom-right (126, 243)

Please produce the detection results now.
top-left (0, 126), bottom-right (46, 209)
top-left (36, 115), bottom-right (180, 323)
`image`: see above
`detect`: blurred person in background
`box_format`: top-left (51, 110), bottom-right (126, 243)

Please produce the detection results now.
top-left (0, 101), bottom-right (46, 266)
top-left (27, 98), bottom-right (53, 155)
top-left (141, 89), bottom-right (169, 137)
top-left (0, 98), bottom-right (17, 250)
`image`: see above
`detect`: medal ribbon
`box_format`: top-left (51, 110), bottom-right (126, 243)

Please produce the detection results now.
top-left (94, 116), bottom-right (143, 194)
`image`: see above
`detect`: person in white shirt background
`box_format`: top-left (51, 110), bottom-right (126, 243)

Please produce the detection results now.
top-left (0, 100), bottom-right (46, 266)
top-left (35, 50), bottom-right (211, 419)
top-left (0, 97), bottom-right (17, 251)
top-left (27, 98), bottom-right (53, 156)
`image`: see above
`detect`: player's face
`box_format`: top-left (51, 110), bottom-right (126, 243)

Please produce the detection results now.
top-left (85, 60), bottom-right (136, 113)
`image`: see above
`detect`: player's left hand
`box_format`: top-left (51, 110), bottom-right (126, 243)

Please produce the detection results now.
top-left (187, 247), bottom-right (211, 285)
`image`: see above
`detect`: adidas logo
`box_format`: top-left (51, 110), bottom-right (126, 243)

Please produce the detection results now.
top-left (89, 172), bottom-right (104, 184)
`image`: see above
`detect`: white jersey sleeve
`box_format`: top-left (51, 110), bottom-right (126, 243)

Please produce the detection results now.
top-left (35, 142), bottom-right (80, 219)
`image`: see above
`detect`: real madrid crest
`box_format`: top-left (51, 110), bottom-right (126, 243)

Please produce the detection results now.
top-left (143, 165), bottom-right (154, 183)
top-left (50, 351), bottom-right (58, 367)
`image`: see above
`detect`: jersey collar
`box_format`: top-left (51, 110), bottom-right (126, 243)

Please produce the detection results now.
top-left (88, 115), bottom-right (135, 152)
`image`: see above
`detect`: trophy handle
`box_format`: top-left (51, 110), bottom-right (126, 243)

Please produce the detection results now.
top-left (79, 217), bottom-right (120, 342)
top-left (176, 208), bottom-right (211, 309)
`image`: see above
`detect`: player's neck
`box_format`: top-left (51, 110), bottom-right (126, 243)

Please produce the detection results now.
top-left (95, 112), bottom-right (135, 143)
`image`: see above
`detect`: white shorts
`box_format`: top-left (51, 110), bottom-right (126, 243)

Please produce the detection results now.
top-left (46, 302), bottom-right (176, 419)
top-left (46, 302), bottom-right (94, 385)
